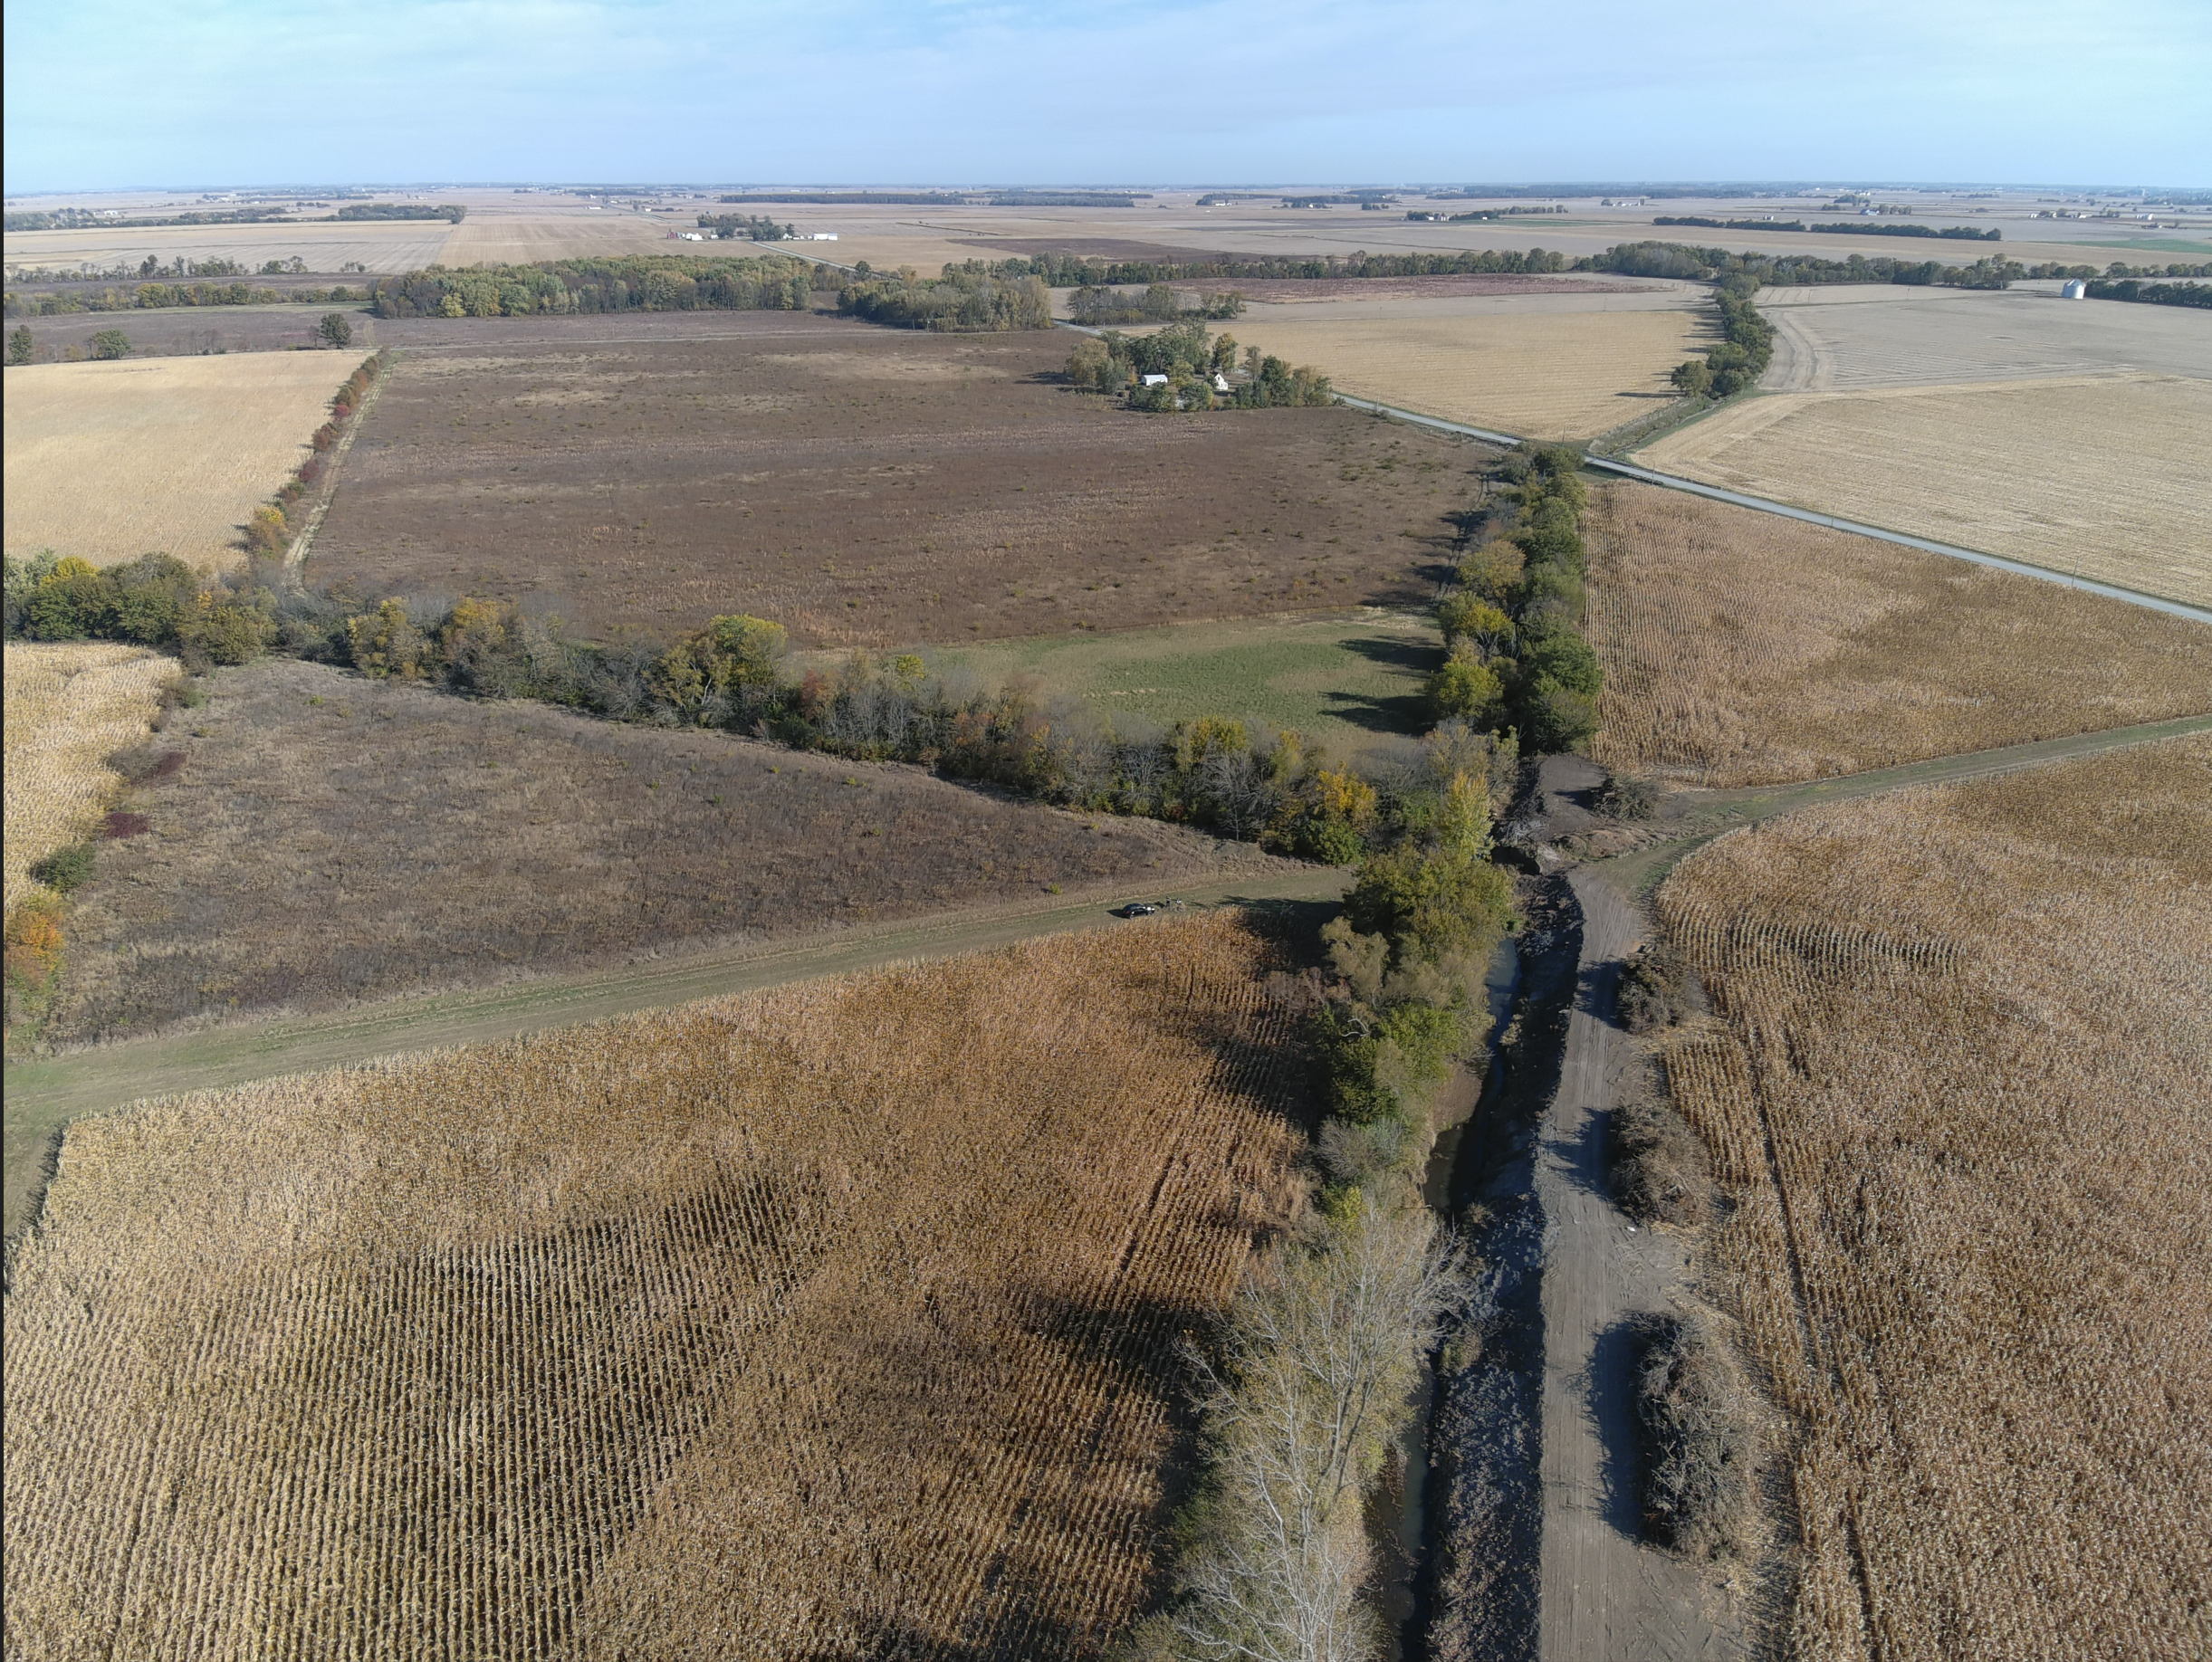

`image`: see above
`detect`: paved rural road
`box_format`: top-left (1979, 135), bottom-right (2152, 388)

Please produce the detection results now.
top-left (1534, 874), bottom-right (1744, 1662)
top-left (1331, 395), bottom-right (2212, 626)
top-left (1, 864), bottom-right (1350, 1226)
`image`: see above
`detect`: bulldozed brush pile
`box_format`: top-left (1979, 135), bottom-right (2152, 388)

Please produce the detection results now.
top-left (1655, 736), bottom-right (2212, 1660)
top-left (3, 914), bottom-right (1307, 1660)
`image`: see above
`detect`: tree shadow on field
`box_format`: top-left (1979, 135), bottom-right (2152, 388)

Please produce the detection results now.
top-left (1319, 631), bottom-right (1438, 734)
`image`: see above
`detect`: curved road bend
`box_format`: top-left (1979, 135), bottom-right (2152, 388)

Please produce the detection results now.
top-left (1327, 395), bottom-right (2212, 627)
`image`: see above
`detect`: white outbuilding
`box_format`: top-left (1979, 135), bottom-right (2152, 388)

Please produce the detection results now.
top-left (2061, 280), bottom-right (2089, 299)
top-left (1142, 373), bottom-right (1170, 387)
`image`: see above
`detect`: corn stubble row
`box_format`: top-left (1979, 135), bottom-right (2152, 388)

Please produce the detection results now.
top-left (2, 641), bottom-right (169, 916)
top-left (4, 915), bottom-right (1306, 1660)
top-left (1657, 738), bottom-right (2212, 1660)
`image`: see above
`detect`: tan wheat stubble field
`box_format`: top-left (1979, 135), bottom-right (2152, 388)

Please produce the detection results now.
top-left (1212, 306), bottom-right (1706, 439)
top-left (3, 915), bottom-right (1307, 1658)
top-left (4, 352), bottom-right (372, 570)
top-left (1632, 375), bottom-right (2212, 607)
top-left (1656, 737), bottom-right (2212, 1661)
top-left (1585, 482), bottom-right (2212, 787)
top-left (2, 642), bottom-right (169, 918)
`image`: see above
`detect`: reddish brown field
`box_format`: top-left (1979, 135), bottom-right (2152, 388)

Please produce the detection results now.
top-left (51, 656), bottom-right (1277, 1042)
top-left (308, 319), bottom-right (1487, 646)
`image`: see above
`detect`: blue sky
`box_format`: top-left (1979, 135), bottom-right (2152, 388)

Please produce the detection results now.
top-left (5, 0), bottom-right (2207, 193)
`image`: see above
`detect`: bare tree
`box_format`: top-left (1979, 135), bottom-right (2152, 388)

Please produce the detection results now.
top-left (1169, 1207), bottom-right (1471, 1662)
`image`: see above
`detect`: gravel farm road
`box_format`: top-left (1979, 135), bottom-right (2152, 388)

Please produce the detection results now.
top-left (1, 864), bottom-right (1351, 1237)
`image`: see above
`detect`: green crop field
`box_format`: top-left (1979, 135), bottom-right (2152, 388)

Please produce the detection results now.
top-left (908, 609), bottom-right (1441, 753)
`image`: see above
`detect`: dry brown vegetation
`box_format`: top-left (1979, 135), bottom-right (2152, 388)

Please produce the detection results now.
top-left (1657, 737), bottom-right (2212, 1660)
top-left (308, 322), bottom-right (1485, 646)
top-left (2, 643), bottom-right (170, 918)
top-left (46, 656), bottom-right (1279, 1043)
top-left (5, 352), bottom-right (371, 570)
top-left (1633, 375), bottom-right (2212, 606)
top-left (1585, 482), bottom-right (2212, 787)
top-left (1206, 309), bottom-right (1706, 439)
top-left (4, 915), bottom-right (1309, 1657)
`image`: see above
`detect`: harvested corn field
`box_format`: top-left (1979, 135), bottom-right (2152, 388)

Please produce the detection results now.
top-left (1656, 737), bottom-right (2212, 1661)
top-left (3, 915), bottom-right (1307, 1659)
top-left (3, 641), bottom-right (169, 916)
top-left (1633, 375), bottom-right (2212, 607)
top-left (1219, 307), bottom-right (1704, 439)
top-left (1585, 482), bottom-right (2212, 787)
top-left (5, 352), bottom-right (371, 570)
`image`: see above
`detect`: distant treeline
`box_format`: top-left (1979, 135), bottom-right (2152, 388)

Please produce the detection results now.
top-left (333, 204), bottom-right (466, 223)
top-left (1066, 282), bottom-right (1243, 324)
top-left (1588, 240), bottom-right (2017, 290)
top-left (5, 204), bottom-right (462, 232)
top-left (367, 254), bottom-right (824, 318)
top-left (1, 282), bottom-right (376, 319)
top-left (696, 214), bottom-right (793, 241)
top-left (836, 267), bottom-right (1052, 331)
top-left (978, 247), bottom-right (1575, 286)
top-left (6, 206), bottom-right (296, 232)
top-left (721, 192), bottom-right (971, 205)
top-left (2086, 278), bottom-right (2212, 308)
top-left (991, 191), bottom-right (1141, 207)
top-left (1656, 215), bottom-right (2000, 241)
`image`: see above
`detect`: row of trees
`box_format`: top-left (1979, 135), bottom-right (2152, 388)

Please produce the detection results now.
top-left (1667, 273), bottom-right (1776, 399)
top-left (2085, 278), bottom-right (2212, 309)
top-left (976, 246), bottom-right (1575, 287)
top-left (1430, 445), bottom-right (1604, 753)
top-left (835, 268), bottom-right (1053, 331)
top-left (4, 281), bottom-right (303, 319)
top-left (1067, 282), bottom-right (1245, 324)
top-left (367, 254), bottom-right (824, 319)
top-left (1588, 239), bottom-right (2018, 290)
top-left (1654, 215), bottom-right (1999, 242)
top-left (333, 204), bottom-right (464, 222)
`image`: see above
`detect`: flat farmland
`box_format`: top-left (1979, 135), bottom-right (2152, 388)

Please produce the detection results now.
top-left (437, 205), bottom-right (692, 264)
top-left (310, 322), bottom-right (1489, 646)
top-left (5, 351), bottom-right (370, 569)
top-left (3, 643), bottom-right (169, 918)
top-left (1586, 482), bottom-right (2212, 786)
top-left (1758, 287), bottom-right (2212, 393)
top-left (45, 656), bottom-right (1274, 1045)
top-left (931, 607), bottom-right (1437, 750)
top-left (1634, 375), bottom-right (2212, 606)
top-left (3, 217), bottom-right (454, 277)
top-left (1215, 308), bottom-right (1707, 440)
top-left (1657, 737), bottom-right (2212, 1660)
top-left (4, 915), bottom-right (1307, 1657)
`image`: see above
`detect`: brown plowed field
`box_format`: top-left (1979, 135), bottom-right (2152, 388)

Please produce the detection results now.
top-left (3, 915), bottom-right (1309, 1658)
top-left (1585, 482), bottom-right (2212, 787)
top-left (1658, 737), bottom-right (2212, 1660)
top-left (47, 656), bottom-right (1280, 1045)
top-left (308, 322), bottom-right (1489, 645)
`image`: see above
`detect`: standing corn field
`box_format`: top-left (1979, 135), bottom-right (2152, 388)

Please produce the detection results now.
top-left (3, 915), bottom-right (1309, 1659)
top-left (1655, 736), bottom-right (2212, 1660)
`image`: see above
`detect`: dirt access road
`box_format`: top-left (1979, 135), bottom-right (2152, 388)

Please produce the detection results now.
top-left (1518, 712), bottom-right (2212, 1662)
top-left (1535, 871), bottom-right (1741, 1662)
top-left (1, 864), bottom-right (1350, 1237)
